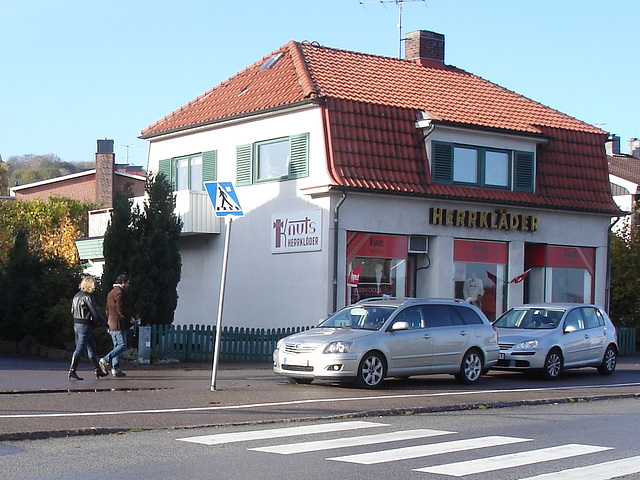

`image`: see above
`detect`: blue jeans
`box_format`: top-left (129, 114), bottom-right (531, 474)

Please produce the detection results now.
top-left (73, 324), bottom-right (97, 359)
top-left (104, 330), bottom-right (127, 370)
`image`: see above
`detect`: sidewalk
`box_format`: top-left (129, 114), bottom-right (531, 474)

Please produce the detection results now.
top-left (1, 353), bottom-right (639, 441)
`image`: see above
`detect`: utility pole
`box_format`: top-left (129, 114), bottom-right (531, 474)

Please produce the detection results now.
top-left (360, 0), bottom-right (427, 58)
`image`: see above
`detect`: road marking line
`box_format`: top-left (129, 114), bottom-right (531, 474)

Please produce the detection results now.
top-left (416, 444), bottom-right (613, 476)
top-left (518, 454), bottom-right (640, 480)
top-left (328, 435), bottom-right (531, 464)
top-left (249, 429), bottom-right (455, 454)
top-left (2, 382), bottom-right (639, 419)
top-left (177, 420), bottom-right (386, 445)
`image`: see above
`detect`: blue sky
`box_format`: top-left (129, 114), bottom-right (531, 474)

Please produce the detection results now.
top-left (1, 0), bottom-right (638, 166)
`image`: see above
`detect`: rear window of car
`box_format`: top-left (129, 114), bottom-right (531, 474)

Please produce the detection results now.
top-left (454, 306), bottom-right (484, 325)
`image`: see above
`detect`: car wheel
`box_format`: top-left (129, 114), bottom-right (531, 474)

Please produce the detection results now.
top-left (288, 377), bottom-right (313, 384)
top-left (597, 345), bottom-right (617, 375)
top-left (355, 351), bottom-right (386, 389)
top-left (454, 349), bottom-right (483, 385)
top-left (542, 348), bottom-right (563, 380)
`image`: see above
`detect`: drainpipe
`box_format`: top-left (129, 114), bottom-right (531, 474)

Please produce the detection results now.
top-left (333, 191), bottom-right (347, 311)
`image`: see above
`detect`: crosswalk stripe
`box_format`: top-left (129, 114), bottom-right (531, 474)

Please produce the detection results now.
top-left (518, 454), bottom-right (640, 480)
top-left (249, 428), bottom-right (455, 455)
top-left (328, 435), bottom-right (531, 464)
top-left (416, 443), bottom-right (613, 476)
top-left (176, 420), bottom-right (387, 445)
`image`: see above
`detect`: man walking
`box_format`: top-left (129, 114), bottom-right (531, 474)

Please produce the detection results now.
top-left (99, 274), bottom-right (134, 377)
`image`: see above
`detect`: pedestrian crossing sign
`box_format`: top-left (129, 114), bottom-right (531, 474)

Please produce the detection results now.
top-left (204, 181), bottom-right (244, 217)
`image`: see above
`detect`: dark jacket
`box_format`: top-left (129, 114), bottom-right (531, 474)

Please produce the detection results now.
top-left (106, 284), bottom-right (133, 331)
top-left (71, 291), bottom-right (106, 327)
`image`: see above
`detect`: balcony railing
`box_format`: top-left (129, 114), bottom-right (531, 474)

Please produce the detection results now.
top-left (87, 190), bottom-right (220, 238)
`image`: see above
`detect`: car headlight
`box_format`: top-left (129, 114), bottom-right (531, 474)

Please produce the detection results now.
top-left (323, 341), bottom-right (353, 354)
top-left (514, 340), bottom-right (539, 350)
top-left (276, 338), bottom-right (285, 349)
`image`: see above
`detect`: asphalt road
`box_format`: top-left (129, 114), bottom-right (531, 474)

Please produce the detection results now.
top-left (1, 353), bottom-right (639, 440)
top-left (3, 398), bottom-right (640, 479)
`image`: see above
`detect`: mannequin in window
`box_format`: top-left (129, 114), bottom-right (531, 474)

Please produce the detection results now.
top-left (375, 263), bottom-right (384, 294)
top-left (463, 273), bottom-right (484, 308)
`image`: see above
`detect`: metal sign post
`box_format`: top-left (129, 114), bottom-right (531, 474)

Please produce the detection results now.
top-left (211, 215), bottom-right (232, 391)
top-left (204, 181), bottom-right (244, 391)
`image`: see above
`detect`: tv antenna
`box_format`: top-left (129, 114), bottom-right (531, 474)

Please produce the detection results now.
top-left (118, 144), bottom-right (136, 164)
top-left (360, 0), bottom-right (427, 58)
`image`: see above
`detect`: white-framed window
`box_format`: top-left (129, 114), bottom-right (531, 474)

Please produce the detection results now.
top-left (257, 138), bottom-right (289, 180)
top-left (433, 141), bottom-right (534, 192)
top-left (236, 133), bottom-right (309, 186)
top-left (158, 150), bottom-right (216, 191)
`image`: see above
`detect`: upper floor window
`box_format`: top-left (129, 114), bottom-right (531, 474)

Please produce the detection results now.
top-left (158, 150), bottom-right (217, 191)
top-left (433, 141), bottom-right (534, 192)
top-left (257, 138), bottom-right (289, 180)
top-left (236, 133), bottom-right (309, 186)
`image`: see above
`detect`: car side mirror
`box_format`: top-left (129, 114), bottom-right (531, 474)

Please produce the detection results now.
top-left (390, 321), bottom-right (409, 331)
top-left (564, 324), bottom-right (578, 334)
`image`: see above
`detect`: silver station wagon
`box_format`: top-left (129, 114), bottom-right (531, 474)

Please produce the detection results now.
top-left (492, 303), bottom-right (618, 379)
top-left (273, 298), bottom-right (500, 388)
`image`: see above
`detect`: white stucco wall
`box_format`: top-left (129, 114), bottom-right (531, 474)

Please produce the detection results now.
top-left (146, 106), bottom-right (335, 329)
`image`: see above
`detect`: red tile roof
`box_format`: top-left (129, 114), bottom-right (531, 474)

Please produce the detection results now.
top-left (609, 154), bottom-right (640, 185)
top-left (142, 41), bottom-right (619, 214)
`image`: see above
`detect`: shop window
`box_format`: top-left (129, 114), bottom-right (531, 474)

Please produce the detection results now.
top-left (432, 141), bottom-right (534, 192)
top-left (454, 239), bottom-right (508, 321)
top-left (158, 151), bottom-right (217, 191)
top-left (236, 133), bottom-right (309, 186)
top-left (346, 232), bottom-right (408, 304)
top-left (525, 245), bottom-right (594, 304)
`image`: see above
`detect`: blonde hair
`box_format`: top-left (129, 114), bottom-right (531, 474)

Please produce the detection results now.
top-left (79, 277), bottom-right (96, 293)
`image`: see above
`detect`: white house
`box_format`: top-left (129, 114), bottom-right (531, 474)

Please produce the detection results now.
top-left (139, 30), bottom-right (620, 329)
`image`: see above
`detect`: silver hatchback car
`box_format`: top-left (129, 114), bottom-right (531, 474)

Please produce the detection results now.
top-left (273, 298), bottom-right (500, 388)
top-left (492, 303), bottom-right (618, 379)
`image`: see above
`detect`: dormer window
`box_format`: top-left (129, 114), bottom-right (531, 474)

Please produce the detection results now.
top-left (433, 141), bottom-right (534, 192)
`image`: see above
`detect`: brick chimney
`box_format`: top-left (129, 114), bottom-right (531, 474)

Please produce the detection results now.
top-left (404, 30), bottom-right (445, 67)
top-left (95, 139), bottom-right (115, 208)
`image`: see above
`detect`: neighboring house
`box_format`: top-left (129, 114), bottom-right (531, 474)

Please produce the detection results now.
top-left (9, 139), bottom-right (147, 276)
top-left (607, 135), bottom-right (640, 230)
top-left (10, 139), bottom-right (146, 206)
top-left (140, 30), bottom-right (620, 329)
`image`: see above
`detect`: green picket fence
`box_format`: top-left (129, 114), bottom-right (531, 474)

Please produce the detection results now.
top-left (149, 324), bottom-right (310, 362)
top-left (148, 324), bottom-right (636, 363)
top-left (617, 327), bottom-right (636, 356)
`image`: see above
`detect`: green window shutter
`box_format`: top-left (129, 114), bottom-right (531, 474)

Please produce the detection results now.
top-left (158, 159), bottom-right (175, 189)
top-left (432, 142), bottom-right (453, 183)
top-left (202, 150), bottom-right (217, 185)
top-left (236, 144), bottom-right (253, 186)
top-left (289, 133), bottom-right (309, 179)
top-left (514, 151), bottom-right (535, 192)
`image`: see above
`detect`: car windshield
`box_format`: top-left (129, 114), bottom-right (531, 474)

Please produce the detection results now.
top-left (493, 308), bottom-right (564, 329)
top-left (318, 306), bottom-right (397, 330)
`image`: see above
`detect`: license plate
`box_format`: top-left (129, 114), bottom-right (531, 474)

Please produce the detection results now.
top-left (499, 353), bottom-right (505, 359)
top-left (283, 356), bottom-right (306, 367)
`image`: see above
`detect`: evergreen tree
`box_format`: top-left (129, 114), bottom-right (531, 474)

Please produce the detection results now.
top-left (101, 186), bottom-right (136, 301)
top-left (129, 173), bottom-right (182, 325)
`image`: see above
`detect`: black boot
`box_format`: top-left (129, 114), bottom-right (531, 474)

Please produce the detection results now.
top-left (68, 355), bottom-right (83, 380)
top-left (91, 357), bottom-right (108, 378)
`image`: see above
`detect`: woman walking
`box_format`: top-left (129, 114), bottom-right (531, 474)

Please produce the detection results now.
top-left (68, 276), bottom-right (109, 380)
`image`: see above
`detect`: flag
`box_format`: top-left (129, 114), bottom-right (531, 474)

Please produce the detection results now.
top-left (347, 263), bottom-right (364, 287)
top-left (486, 271), bottom-right (497, 284)
top-left (510, 269), bottom-right (531, 284)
